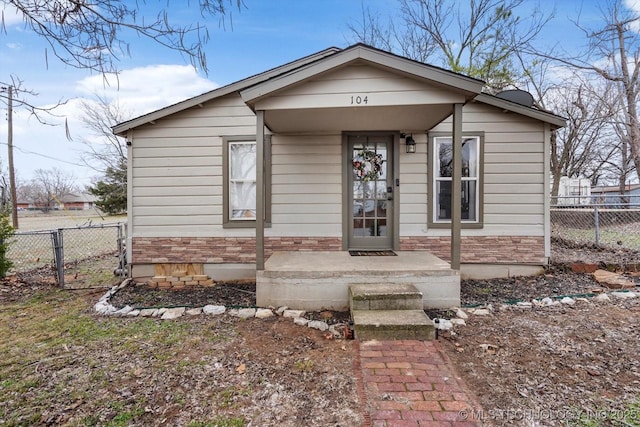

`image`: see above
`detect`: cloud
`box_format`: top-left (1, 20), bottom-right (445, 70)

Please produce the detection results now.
top-left (75, 64), bottom-right (219, 117)
top-left (6, 42), bottom-right (21, 50)
top-left (0, 64), bottom-right (218, 185)
top-left (1, 4), bottom-right (24, 27)
top-left (624, 0), bottom-right (640, 32)
top-left (625, 0), bottom-right (640, 14)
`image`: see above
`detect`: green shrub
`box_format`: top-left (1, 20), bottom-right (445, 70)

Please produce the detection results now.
top-left (0, 213), bottom-right (14, 277)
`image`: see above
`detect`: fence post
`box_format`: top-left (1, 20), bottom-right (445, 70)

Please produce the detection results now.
top-left (594, 203), bottom-right (600, 247)
top-left (51, 230), bottom-right (64, 287)
top-left (116, 223), bottom-right (126, 277)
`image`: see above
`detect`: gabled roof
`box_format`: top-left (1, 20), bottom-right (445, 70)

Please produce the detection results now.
top-left (113, 47), bottom-right (340, 135)
top-left (240, 43), bottom-right (484, 105)
top-left (113, 43), bottom-right (565, 134)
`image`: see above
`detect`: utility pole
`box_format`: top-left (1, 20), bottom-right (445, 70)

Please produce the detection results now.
top-left (5, 86), bottom-right (18, 229)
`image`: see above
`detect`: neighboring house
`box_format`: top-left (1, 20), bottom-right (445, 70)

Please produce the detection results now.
top-left (17, 193), bottom-right (97, 211)
top-left (114, 44), bottom-right (565, 309)
top-left (59, 193), bottom-right (97, 211)
top-left (591, 184), bottom-right (640, 206)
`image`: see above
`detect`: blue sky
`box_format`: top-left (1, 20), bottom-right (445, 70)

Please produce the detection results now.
top-left (0, 0), bottom-right (623, 186)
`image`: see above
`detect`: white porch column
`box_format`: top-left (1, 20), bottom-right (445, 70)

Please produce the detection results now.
top-left (451, 103), bottom-right (463, 269)
top-left (256, 110), bottom-right (265, 270)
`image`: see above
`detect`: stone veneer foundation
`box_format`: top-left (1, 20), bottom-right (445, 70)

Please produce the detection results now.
top-left (399, 236), bottom-right (546, 265)
top-left (132, 235), bottom-right (544, 265)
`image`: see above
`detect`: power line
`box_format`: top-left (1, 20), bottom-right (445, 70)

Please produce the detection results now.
top-left (0, 141), bottom-right (87, 167)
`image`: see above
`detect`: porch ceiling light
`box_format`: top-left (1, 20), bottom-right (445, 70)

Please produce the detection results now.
top-left (405, 135), bottom-right (416, 154)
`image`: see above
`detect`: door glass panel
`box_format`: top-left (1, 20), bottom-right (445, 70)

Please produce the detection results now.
top-left (351, 137), bottom-right (390, 244)
top-left (377, 219), bottom-right (387, 237)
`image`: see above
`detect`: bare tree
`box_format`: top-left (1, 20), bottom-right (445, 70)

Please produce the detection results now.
top-left (534, 0), bottom-right (640, 183)
top-left (2, 0), bottom-right (241, 75)
top-left (349, 0), bottom-right (553, 92)
top-left (20, 168), bottom-right (78, 212)
top-left (542, 76), bottom-right (619, 195)
top-left (79, 94), bottom-right (129, 173)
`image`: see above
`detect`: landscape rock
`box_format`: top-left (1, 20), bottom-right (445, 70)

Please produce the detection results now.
top-left (255, 308), bottom-right (275, 319)
top-left (451, 318), bottom-right (466, 327)
top-left (541, 297), bottom-right (554, 306)
top-left (276, 306), bottom-right (288, 315)
top-left (139, 308), bottom-right (157, 317)
top-left (229, 308), bottom-right (256, 319)
top-left (114, 305), bottom-right (134, 316)
top-left (186, 308), bottom-right (202, 316)
top-left (592, 269), bottom-right (635, 289)
top-left (155, 308), bottom-right (168, 317)
top-left (456, 309), bottom-right (469, 319)
top-left (283, 309), bottom-right (305, 318)
top-left (516, 302), bottom-right (533, 308)
top-left (203, 305), bottom-right (226, 315)
top-left (293, 317), bottom-right (309, 326)
top-left (593, 293), bottom-right (611, 303)
top-left (161, 307), bottom-right (185, 320)
top-left (307, 320), bottom-right (329, 331)
top-left (561, 297), bottom-right (576, 305)
top-left (472, 308), bottom-right (491, 316)
top-left (127, 310), bottom-right (140, 317)
top-left (435, 319), bottom-right (453, 330)
top-left (611, 291), bottom-right (637, 300)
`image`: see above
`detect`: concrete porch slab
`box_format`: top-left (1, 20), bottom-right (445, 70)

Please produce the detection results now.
top-left (256, 251), bottom-right (460, 311)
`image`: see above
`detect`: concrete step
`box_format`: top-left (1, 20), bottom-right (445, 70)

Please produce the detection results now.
top-left (352, 309), bottom-right (435, 341)
top-left (349, 283), bottom-right (423, 312)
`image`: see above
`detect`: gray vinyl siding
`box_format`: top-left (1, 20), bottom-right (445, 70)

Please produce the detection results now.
top-left (399, 134), bottom-right (428, 236)
top-left (130, 94), bottom-right (256, 237)
top-left (429, 102), bottom-right (546, 236)
top-left (268, 135), bottom-right (343, 236)
top-left (255, 64), bottom-right (466, 110)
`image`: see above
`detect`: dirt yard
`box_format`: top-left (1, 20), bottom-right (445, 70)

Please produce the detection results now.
top-left (2, 239), bottom-right (640, 426)
top-left (0, 283), bottom-right (362, 427)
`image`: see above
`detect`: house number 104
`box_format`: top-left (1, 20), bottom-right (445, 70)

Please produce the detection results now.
top-left (350, 95), bottom-right (368, 105)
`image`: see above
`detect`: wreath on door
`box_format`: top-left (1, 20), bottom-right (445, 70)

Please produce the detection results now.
top-left (353, 149), bottom-right (384, 182)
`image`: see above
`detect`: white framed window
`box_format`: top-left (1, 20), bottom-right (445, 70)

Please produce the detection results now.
top-left (229, 141), bottom-right (257, 220)
top-left (431, 135), bottom-right (481, 225)
top-left (223, 136), bottom-right (271, 228)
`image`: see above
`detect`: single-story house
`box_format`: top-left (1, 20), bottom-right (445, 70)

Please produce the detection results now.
top-left (17, 192), bottom-right (97, 211)
top-left (114, 44), bottom-right (565, 310)
top-left (60, 193), bottom-right (98, 210)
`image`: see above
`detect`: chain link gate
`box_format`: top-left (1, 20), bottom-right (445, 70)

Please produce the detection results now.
top-left (9, 223), bottom-right (127, 288)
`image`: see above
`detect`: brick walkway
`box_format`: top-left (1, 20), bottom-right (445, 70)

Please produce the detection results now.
top-left (356, 340), bottom-right (483, 427)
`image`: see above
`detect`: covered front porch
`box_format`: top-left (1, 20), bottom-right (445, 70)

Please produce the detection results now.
top-left (256, 251), bottom-right (460, 311)
top-left (244, 45), bottom-right (484, 311)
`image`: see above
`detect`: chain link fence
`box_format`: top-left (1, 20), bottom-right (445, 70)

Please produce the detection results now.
top-left (8, 223), bottom-right (127, 288)
top-left (551, 195), bottom-right (640, 250)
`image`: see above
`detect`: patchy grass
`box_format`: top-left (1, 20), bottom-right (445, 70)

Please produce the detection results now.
top-left (552, 224), bottom-right (640, 251)
top-left (0, 286), bottom-right (361, 426)
top-left (0, 288), bottom-right (236, 426)
top-left (575, 398), bottom-right (640, 427)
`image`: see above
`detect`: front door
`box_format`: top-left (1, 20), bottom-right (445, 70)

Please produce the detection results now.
top-left (347, 134), bottom-right (394, 250)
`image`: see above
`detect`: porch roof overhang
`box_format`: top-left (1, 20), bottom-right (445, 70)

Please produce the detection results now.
top-left (259, 104), bottom-right (459, 134)
top-left (240, 44), bottom-right (485, 133)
